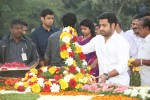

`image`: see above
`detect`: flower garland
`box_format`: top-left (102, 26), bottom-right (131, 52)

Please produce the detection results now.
top-left (128, 58), bottom-right (141, 86)
top-left (14, 26), bottom-right (95, 93)
top-left (59, 26), bottom-right (87, 68)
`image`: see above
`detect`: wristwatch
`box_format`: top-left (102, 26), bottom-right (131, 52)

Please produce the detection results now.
top-left (103, 73), bottom-right (109, 80)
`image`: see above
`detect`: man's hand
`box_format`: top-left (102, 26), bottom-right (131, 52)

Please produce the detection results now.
top-left (131, 59), bottom-right (141, 67)
top-left (95, 74), bottom-right (107, 83)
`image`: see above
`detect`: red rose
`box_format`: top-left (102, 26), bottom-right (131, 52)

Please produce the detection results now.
top-left (43, 84), bottom-right (50, 92)
top-left (72, 36), bottom-right (77, 42)
top-left (79, 52), bottom-right (86, 60)
top-left (80, 68), bottom-right (85, 74)
top-left (53, 74), bottom-right (61, 80)
top-left (69, 65), bottom-right (76, 73)
top-left (69, 79), bottom-right (77, 88)
top-left (17, 85), bottom-right (25, 92)
top-left (60, 44), bottom-right (67, 51)
top-left (69, 52), bottom-right (74, 57)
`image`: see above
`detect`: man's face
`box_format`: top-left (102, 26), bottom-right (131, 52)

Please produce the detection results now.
top-left (137, 20), bottom-right (146, 38)
top-left (22, 26), bottom-right (27, 34)
top-left (41, 14), bottom-right (54, 27)
top-left (131, 19), bottom-right (139, 34)
top-left (10, 24), bottom-right (23, 38)
top-left (99, 19), bottom-right (113, 37)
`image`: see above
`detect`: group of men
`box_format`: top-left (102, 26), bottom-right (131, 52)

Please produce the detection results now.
top-left (0, 8), bottom-right (150, 87)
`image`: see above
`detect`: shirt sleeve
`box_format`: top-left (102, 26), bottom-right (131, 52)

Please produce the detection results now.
top-left (115, 40), bottom-right (130, 74)
top-left (82, 37), bottom-right (96, 54)
top-left (27, 43), bottom-right (39, 67)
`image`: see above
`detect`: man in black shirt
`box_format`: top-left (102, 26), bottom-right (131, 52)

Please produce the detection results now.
top-left (31, 8), bottom-right (59, 68)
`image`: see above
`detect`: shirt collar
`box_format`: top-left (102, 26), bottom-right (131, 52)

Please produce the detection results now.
top-left (108, 30), bottom-right (118, 40)
top-left (144, 33), bottom-right (150, 42)
top-left (41, 25), bottom-right (54, 32)
top-left (9, 35), bottom-right (25, 41)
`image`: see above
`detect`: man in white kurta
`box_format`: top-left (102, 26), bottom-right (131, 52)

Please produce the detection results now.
top-left (82, 12), bottom-right (130, 86)
top-left (131, 18), bottom-right (150, 86)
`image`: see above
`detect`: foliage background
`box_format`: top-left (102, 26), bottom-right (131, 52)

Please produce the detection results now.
top-left (0, 0), bottom-right (150, 38)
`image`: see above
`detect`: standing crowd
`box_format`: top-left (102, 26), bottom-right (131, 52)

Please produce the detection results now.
top-left (0, 8), bottom-right (150, 87)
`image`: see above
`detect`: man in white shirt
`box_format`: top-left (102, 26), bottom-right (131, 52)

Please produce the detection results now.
top-left (122, 14), bottom-right (143, 58)
top-left (131, 18), bottom-right (150, 86)
top-left (82, 12), bottom-right (130, 86)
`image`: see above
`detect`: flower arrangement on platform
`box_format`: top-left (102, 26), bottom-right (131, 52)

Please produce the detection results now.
top-left (124, 87), bottom-right (150, 100)
top-left (14, 26), bottom-right (95, 93)
top-left (82, 83), bottom-right (129, 95)
top-left (128, 58), bottom-right (141, 86)
top-left (0, 62), bottom-right (29, 68)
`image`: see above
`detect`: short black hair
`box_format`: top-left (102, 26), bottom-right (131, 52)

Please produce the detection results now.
top-left (21, 21), bottom-right (28, 26)
top-left (62, 13), bottom-right (77, 27)
top-left (99, 12), bottom-right (117, 25)
top-left (10, 19), bottom-right (22, 28)
top-left (40, 8), bottom-right (54, 17)
top-left (133, 14), bottom-right (144, 20)
top-left (80, 18), bottom-right (95, 37)
top-left (139, 17), bottom-right (150, 29)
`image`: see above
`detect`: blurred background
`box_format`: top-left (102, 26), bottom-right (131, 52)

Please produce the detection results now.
top-left (0, 0), bottom-right (150, 37)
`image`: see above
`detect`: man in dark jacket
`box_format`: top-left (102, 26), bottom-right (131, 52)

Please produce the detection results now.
top-left (0, 19), bottom-right (39, 77)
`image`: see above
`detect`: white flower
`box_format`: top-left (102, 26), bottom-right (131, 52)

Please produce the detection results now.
top-left (63, 27), bottom-right (70, 33)
top-left (18, 82), bottom-right (24, 86)
top-left (50, 84), bottom-right (60, 92)
top-left (64, 74), bottom-right (74, 82)
top-left (28, 72), bottom-right (37, 77)
top-left (65, 57), bottom-right (74, 66)
top-left (124, 89), bottom-right (133, 95)
top-left (25, 86), bottom-right (31, 93)
top-left (130, 89), bottom-right (138, 97)
top-left (82, 60), bottom-right (87, 67)
top-left (62, 36), bottom-right (71, 43)
top-left (67, 47), bottom-right (72, 52)
top-left (41, 67), bottom-right (48, 72)
top-left (76, 66), bottom-right (80, 72)
top-left (37, 78), bottom-right (44, 87)
top-left (63, 70), bottom-right (68, 75)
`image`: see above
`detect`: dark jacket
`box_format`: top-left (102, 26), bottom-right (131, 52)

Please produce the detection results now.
top-left (0, 34), bottom-right (39, 66)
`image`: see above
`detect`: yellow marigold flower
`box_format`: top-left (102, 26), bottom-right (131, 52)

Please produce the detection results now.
top-left (30, 76), bottom-right (38, 82)
top-left (75, 73), bottom-right (84, 79)
top-left (75, 45), bottom-right (82, 53)
top-left (132, 67), bottom-right (135, 72)
top-left (60, 50), bottom-right (69, 59)
top-left (60, 32), bottom-right (68, 39)
top-left (73, 60), bottom-right (76, 66)
top-left (135, 67), bottom-right (139, 72)
top-left (44, 80), bottom-right (52, 85)
top-left (86, 66), bottom-right (91, 71)
top-left (59, 79), bottom-right (68, 90)
top-left (14, 83), bottom-right (19, 89)
top-left (75, 83), bottom-right (83, 89)
top-left (30, 68), bottom-right (38, 74)
top-left (66, 43), bottom-right (70, 48)
top-left (31, 84), bottom-right (41, 93)
top-left (85, 73), bottom-right (90, 79)
top-left (128, 58), bottom-right (135, 63)
top-left (48, 66), bottom-right (57, 75)
top-left (23, 82), bottom-right (29, 88)
top-left (24, 73), bottom-right (29, 80)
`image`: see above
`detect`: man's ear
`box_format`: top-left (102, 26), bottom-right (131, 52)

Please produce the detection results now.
top-left (41, 17), bottom-right (44, 22)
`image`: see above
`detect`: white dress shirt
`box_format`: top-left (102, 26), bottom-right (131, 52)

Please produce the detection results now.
top-left (122, 29), bottom-right (142, 58)
top-left (137, 34), bottom-right (150, 86)
top-left (82, 31), bottom-right (130, 85)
